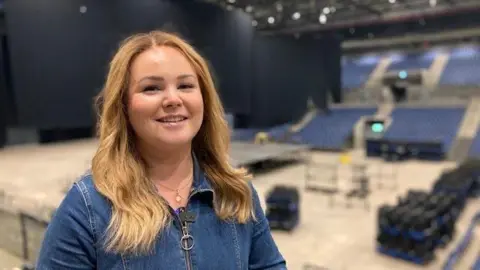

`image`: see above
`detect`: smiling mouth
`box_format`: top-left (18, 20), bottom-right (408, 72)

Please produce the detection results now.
top-left (156, 116), bottom-right (188, 123)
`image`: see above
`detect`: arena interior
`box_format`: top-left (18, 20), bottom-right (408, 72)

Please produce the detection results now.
top-left (1, 0), bottom-right (480, 269)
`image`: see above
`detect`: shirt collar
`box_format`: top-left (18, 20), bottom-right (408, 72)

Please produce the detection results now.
top-left (191, 152), bottom-right (214, 195)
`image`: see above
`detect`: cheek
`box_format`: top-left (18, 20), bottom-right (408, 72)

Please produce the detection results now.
top-left (193, 94), bottom-right (204, 120)
top-left (127, 96), bottom-right (157, 132)
top-left (129, 95), bottom-right (156, 116)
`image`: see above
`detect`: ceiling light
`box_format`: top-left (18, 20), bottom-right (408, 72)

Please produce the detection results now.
top-left (319, 14), bottom-right (327, 24)
top-left (292, 12), bottom-right (301, 20)
top-left (323, 7), bottom-right (330, 14)
top-left (276, 3), bottom-right (283, 12)
top-left (227, 0), bottom-right (236, 3)
top-left (252, 20), bottom-right (258, 27)
top-left (429, 0), bottom-right (437, 7)
top-left (226, 5), bottom-right (233, 11)
top-left (268, 16), bottom-right (275, 24)
top-left (245, 5), bottom-right (253, 12)
top-left (331, 7), bottom-right (336, 13)
top-left (389, 0), bottom-right (396, 4)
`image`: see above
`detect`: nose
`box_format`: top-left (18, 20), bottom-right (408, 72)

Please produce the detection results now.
top-left (162, 86), bottom-right (182, 108)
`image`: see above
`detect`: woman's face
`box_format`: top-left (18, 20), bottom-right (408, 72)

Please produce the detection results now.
top-left (127, 46), bottom-right (204, 150)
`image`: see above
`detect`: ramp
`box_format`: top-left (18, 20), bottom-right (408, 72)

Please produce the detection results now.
top-left (448, 98), bottom-right (480, 162)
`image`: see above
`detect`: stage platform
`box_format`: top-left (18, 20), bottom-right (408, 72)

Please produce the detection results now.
top-left (230, 142), bottom-right (309, 167)
top-left (1, 146), bottom-right (480, 270)
top-left (0, 139), bottom-right (309, 265)
top-left (0, 139), bottom-right (309, 213)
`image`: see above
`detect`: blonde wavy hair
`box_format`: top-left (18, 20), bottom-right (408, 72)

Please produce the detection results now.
top-left (91, 31), bottom-right (253, 255)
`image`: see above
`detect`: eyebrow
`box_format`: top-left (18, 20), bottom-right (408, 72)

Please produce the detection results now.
top-left (136, 74), bottom-right (196, 85)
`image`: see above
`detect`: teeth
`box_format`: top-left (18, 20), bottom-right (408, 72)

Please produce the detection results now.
top-left (158, 116), bottom-right (185, 123)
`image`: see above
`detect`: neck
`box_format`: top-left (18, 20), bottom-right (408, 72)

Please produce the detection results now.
top-left (138, 142), bottom-right (194, 185)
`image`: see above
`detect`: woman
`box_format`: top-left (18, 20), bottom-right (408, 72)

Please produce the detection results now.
top-left (36, 31), bottom-right (286, 269)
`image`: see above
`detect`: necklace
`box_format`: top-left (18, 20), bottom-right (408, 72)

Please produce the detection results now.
top-left (156, 174), bottom-right (193, 203)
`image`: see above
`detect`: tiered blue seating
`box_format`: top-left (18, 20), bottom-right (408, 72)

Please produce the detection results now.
top-left (384, 108), bottom-right (465, 153)
top-left (267, 123), bottom-right (291, 141)
top-left (296, 108), bottom-right (376, 149)
top-left (387, 51), bottom-right (435, 71)
top-left (342, 56), bottom-right (378, 90)
top-left (231, 123), bottom-right (291, 142)
top-left (439, 46), bottom-right (480, 86)
top-left (468, 132), bottom-right (480, 157)
top-left (232, 128), bottom-right (259, 141)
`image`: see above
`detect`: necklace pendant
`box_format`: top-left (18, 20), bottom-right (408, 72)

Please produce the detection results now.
top-left (175, 195), bottom-right (182, 202)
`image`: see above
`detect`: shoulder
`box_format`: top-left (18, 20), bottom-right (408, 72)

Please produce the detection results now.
top-left (58, 173), bottom-right (96, 213)
top-left (247, 181), bottom-right (262, 207)
top-left (57, 173), bottom-right (112, 229)
top-left (74, 172), bottom-right (111, 207)
top-left (36, 175), bottom-right (99, 268)
top-left (74, 172), bottom-right (97, 195)
top-left (246, 181), bottom-right (267, 225)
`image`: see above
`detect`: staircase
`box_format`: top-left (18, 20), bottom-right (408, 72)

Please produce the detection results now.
top-left (291, 97), bottom-right (318, 133)
top-left (364, 57), bottom-right (393, 102)
top-left (425, 52), bottom-right (450, 90)
top-left (290, 109), bottom-right (317, 133)
top-left (448, 98), bottom-right (480, 162)
top-left (375, 102), bottom-right (395, 118)
top-left (365, 57), bottom-right (392, 90)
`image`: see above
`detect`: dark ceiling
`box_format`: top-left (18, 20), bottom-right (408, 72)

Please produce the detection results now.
top-left (202, 0), bottom-right (480, 39)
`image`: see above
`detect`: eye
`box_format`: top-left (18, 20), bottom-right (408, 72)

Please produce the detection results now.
top-left (143, 85), bottom-right (161, 92)
top-left (178, 83), bottom-right (195, 90)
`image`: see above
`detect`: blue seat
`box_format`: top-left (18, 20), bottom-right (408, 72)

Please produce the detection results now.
top-left (342, 66), bottom-right (376, 89)
top-left (387, 51), bottom-right (434, 71)
top-left (267, 123), bottom-right (291, 141)
top-left (296, 108), bottom-right (376, 149)
top-left (384, 108), bottom-right (465, 154)
top-left (232, 123), bottom-right (291, 142)
top-left (342, 56), bottom-right (378, 90)
top-left (232, 128), bottom-right (259, 142)
top-left (468, 132), bottom-right (480, 158)
top-left (439, 46), bottom-right (480, 86)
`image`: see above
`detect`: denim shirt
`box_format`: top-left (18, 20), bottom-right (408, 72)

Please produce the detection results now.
top-left (36, 157), bottom-right (287, 270)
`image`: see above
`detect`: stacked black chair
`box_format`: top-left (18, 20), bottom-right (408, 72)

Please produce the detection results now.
top-left (376, 190), bottom-right (461, 265)
top-left (376, 158), bottom-right (480, 265)
top-left (265, 185), bottom-right (300, 232)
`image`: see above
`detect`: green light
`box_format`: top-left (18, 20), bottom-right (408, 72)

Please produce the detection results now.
top-left (371, 123), bottom-right (384, 133)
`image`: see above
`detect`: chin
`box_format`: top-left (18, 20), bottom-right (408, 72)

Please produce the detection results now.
top-left (158, 135), bottom-right (194, 147)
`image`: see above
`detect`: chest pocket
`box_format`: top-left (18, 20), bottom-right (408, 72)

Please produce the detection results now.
top-left (120, 220), bottom-right (245, 270)
top-left (190, 218), bottom-right (244, 270)
top-left (120, 229), bottom-right (187, 270)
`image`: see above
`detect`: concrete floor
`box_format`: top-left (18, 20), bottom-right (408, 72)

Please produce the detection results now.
top-left (0, 140), bottom-right (479, 270)
top-left (253, 152), bottom-right (480, 270)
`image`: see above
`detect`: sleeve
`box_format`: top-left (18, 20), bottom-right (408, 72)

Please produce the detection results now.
top-left (35, 183), bottom-right (97, 270)
top-left (248, 182), bottom-right (288, 270)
